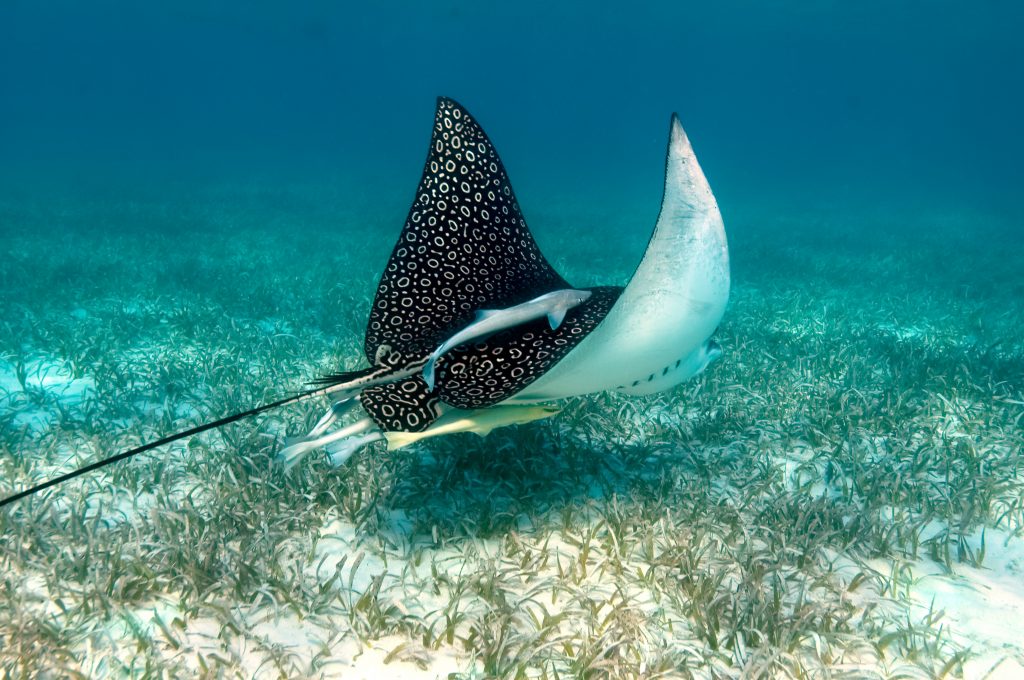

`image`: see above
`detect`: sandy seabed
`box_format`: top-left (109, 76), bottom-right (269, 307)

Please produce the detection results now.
top-left (1, 187), bottom-right (1022, 678)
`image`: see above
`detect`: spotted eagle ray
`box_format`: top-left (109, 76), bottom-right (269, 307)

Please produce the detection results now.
top-left (0, 97), bottom-right (728, 508)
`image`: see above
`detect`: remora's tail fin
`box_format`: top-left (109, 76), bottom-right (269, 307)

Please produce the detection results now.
top-left (0, 386), bottom-right (328, 509)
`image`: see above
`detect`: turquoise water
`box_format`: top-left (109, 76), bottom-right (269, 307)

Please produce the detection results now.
top-left (3, 2), bottom-right (1022, 218)
top-left (2, 2), bottom-right (1023, 678)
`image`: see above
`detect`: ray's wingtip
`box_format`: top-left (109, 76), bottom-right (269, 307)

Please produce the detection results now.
top-left (668, 112), bottom-right (687, 138)
top-left (436, 95), bottom-right (466, 111)
top-left (666, 113), bottom-right (696, 159)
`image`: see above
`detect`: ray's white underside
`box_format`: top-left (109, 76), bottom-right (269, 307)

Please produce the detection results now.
top-left (508, 115), bottom-right (730, 402)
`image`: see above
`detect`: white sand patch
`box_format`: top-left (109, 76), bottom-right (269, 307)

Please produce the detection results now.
top-left (255, 317), bottom-right (295, 336)
top-left (876, 322), bottom-right (928, 341)
top-left (902, 525), bottom-right (1024, 678)
top-left (829, 520), bottom-right (1024, 678)
top-left (778, 441), bottom-right (836, 498)
top-left (0, 355), bottom-right (95, 432)
top-left (0, 356), bottom-right (95, 400)
top-left (89, 595), bottom-right (463, 679)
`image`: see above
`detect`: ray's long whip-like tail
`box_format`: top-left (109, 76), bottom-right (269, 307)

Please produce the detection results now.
top-left (0, 363), bottom-right (422, 510)
top-left (0, 387), bottom-right (324, 510)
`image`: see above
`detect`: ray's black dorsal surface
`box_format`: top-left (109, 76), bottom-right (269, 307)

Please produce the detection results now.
top-left (364, 97), bottom-right (570, 365)
top-left (349, 98), bottom-right (621, 432)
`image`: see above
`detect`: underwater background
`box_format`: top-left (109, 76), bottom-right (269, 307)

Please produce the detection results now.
top-left (2, 1), bottom-right (1023, 678)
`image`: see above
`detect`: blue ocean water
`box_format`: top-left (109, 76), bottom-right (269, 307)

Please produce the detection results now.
top-left (2, 1), bottom-right (1022, 229)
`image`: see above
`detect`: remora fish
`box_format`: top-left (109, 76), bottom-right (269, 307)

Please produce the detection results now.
top-left (383, 404), bottom-right (562, 451)
top-left (422, 289), bottom-right (593, 391)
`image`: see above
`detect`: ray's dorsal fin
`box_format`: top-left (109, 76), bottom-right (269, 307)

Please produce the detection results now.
top-left (363, 97), bottom-right (569, 366)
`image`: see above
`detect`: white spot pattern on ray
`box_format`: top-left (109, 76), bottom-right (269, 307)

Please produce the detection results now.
top-left (364, 97), bottom-right (569, 364)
